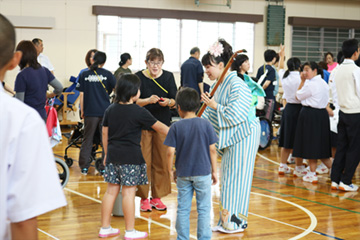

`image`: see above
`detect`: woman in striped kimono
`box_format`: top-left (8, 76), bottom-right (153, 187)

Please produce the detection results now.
top-left (201, 39), bottom-right (260, 233)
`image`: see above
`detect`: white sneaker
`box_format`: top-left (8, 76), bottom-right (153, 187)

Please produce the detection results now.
top-left (339, 182), bottom-right (359, 192)
top-left (278, 165), bottom-right (291, 175)
top-left (287, 154), bottom-right (295, 164)
top-left (293, 168), bottom-right (309, 177)
top-left (124, 230), bottom-right (148, 239)
top-left (303, 159), bottom-right (308, 167)
top-left (303, 173), bottom-right (318, 183)
top-left (99, 227), bottom-right (120, 238)
top-left (316, 162), bottom-right (329, 174)
top-left (212, 225), bottom-right (244, 233)
top-left (331, 181), bottom-right (339, 190)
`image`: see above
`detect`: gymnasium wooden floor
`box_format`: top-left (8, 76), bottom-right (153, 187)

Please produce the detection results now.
top-left (39, 128), bottom-right (360, 240)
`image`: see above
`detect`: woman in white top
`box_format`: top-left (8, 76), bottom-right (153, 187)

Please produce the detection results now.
top-left (277, 46), bottom-right (308, 177)
top-left (292, 62), bottom-right (332, 183)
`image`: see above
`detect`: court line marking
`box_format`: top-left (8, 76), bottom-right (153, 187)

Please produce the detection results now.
top-left (38, 228), bottom-right (59, 240)
top-left (171, 188), bottom-right (316, 239)
top-left (63, 188), bottom-right (197, 239)
top-left (251, 192), bottom-right (317, 240)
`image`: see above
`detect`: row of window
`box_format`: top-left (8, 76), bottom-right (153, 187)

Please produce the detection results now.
top-left (97, 16), bottom-right (254, 72)
top-left (292, 27), bottom-right (360, 63)
top-left (97, 15), bottom-right (360, 73)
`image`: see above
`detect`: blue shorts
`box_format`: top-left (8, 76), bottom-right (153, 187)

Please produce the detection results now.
top-left (104, 163), bottom-right (148, 186)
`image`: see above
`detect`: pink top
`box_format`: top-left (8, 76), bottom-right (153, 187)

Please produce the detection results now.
top-left (327, 62), bottom-right (338, 73)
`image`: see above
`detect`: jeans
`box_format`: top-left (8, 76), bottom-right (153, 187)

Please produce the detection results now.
top-left (176, 174), bottom-right (212, 240)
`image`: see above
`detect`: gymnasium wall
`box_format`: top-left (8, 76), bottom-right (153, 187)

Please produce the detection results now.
top-left (1, 0), bottom-right (359, 90)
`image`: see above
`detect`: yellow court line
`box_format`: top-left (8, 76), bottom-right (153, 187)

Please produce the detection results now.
top-left (63, 188), bottom-right (197, 240)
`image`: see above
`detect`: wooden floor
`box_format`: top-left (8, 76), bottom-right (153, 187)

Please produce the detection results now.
top-left (39, 127), bottom-right (360, 240)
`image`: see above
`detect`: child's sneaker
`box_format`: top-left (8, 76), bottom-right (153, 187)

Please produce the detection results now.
top-left (293, 168), bottom-right (308, 177)
top-left (331, 181), bottom-right (339, 190)
top-left (150, 198), bottom-right (167, 211)
top-left (303, 173), bottom-right (318, 183)
top-left (278, 165), bottom-right (291, 175)
top-left (99, 227), bottom-right (120, 238)
top-left (316, 162), bottom-right (329, 174)
top-left (140, 199), bottom-right (152, 212)
top-left (81, 168), bottom-right (88, 175)
top-left (124, 230), bottom-right (148, 239)
top-left (339, 182), bottom-right (359, 192)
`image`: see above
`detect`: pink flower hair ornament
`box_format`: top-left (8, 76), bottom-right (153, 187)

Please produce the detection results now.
top-left (208, 41), bottom-right (224, 57)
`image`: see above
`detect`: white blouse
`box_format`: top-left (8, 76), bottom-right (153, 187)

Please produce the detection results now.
top-left (296, 74), bottom-right (329, 109)
top-left (279, 69), bottom-right (301, 104)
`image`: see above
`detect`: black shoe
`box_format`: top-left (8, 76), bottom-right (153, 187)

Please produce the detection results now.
top-left (81, 168), bottom-right (88, 175)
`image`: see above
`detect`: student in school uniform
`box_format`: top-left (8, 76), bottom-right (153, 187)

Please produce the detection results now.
top-left (292, 62), bottom-right (332, 183)
top-left (331, 39), bottom-right (360, 192)
top-left (276, 45), bottom-right (308, 177)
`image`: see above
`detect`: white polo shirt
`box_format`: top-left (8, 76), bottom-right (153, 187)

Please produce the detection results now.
top-left (279, 69), bottom-right (301, 104)
top-left (0, 84), bottom-right (66, 240)
top-left (38, 53), bottom-right (54, 72)
top-left (296, 74), bottom-right (329, 109)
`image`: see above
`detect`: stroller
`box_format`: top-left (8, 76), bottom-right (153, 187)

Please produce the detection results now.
top-left (63, 122), bottom-right (105, 174)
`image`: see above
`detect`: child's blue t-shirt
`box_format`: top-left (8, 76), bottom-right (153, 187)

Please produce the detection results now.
top-left (164, 117), bottom-right (218, 177)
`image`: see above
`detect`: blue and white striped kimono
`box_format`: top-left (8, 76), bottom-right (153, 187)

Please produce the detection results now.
top-left (202, 71), bottom-right (260, 231)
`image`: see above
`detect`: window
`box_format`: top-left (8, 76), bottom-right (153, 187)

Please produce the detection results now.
top-left (292, 27), bottom-right (359, 63)
top-left (97, 16), bottom-right (255, 72)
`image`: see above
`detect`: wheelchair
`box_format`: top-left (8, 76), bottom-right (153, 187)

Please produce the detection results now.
top-left (256, 98), bottom-right (282, 150)
top-left (55, 156), bottom-right (70, 188)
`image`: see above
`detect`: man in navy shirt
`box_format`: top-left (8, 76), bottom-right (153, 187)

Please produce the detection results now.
top-left (180, 47), bottom-right (204, 96)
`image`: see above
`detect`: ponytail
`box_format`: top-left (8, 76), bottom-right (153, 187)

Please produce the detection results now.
top-left (90, 51), bottom-right (106, 71)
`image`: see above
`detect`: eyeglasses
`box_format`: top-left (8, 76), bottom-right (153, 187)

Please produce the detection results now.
top-left (148, 61), bottom-right (163, 67)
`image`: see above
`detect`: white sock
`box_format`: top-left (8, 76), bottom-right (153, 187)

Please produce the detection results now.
top-left (280, 163), bottom-right (287, 168)
top-left (308, 171), bottom-right (316, 176)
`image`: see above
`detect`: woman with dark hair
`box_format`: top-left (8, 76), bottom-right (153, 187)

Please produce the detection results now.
top-left (292, 61), bottom-right (332, 183)
top-left (276, 45), bottom-right (307, 177)
top-left (231, 54), bottom-right (265, 120)
top-left (14, 40), bottom-right (63, 121)
top-left (135, 48), bottom-right (177, 212)
top-left (325, 52), bottom-right (338, 73)
top-left (76, 51), bottom-right (116, 175)
top-left (114, 53), bottom-right (132, 78)
top-left (201, 39), bottom-right (260, 233)
top-left (75, 49), bottom-right (97, 82)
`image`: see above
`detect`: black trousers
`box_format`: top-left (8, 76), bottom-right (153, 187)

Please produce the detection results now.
top-left (79, 116), bottom-right (103, 169)
top-left (331, 111), bottom-right (360, 185)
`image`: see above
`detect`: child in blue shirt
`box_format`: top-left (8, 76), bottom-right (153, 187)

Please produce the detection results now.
top-left (164, 87), bottom-right (218, 240)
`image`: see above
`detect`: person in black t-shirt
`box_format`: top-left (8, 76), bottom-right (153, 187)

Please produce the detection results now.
top-left (135, 48), bottom-right (177, 212)
top-left (256, 49), bottom-right (277, 121)
top-left (76, 51), bottom-right (116, 175)
top-left (99, 74), bottom-right (168, 239)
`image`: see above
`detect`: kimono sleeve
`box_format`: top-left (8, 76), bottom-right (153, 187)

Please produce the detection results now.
top-left (216, 79), bottom-right (252, 128)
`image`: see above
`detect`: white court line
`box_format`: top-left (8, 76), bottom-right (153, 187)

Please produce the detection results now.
top-left (63, 188), bottom-right (197, 240)
top-left (172, 187), bottom-right (317, 239)
top-left (250, 192), bottom-right (317, 240)
top-left (38, 228), bottom-right (60, 240)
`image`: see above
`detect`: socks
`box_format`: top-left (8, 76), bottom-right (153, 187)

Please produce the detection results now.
top-left (280, 163), bottom-right (287, 168)
top-left (295, 165), bottom-right (305, 171)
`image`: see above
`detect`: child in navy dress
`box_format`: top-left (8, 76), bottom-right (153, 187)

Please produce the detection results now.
top-left (99, 74), bottom-right (169, 239)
